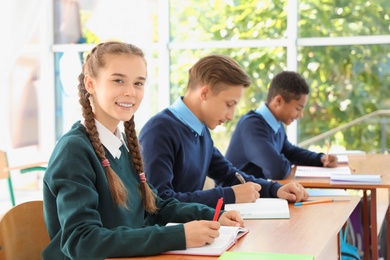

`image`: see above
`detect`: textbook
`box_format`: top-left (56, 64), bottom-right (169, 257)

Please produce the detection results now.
top-left (295, 165), bottom-right (351, 178)
top-left (163, 224), bottom-right (249, 256)
top-left (337, 155), bottom-right (349, 164)
top-left (219, 251), bottom-right (315, 260)
top-left (224, 198), bottom-right (290, 219)
top-left (330, 174), bottom-right (382, 184)
top-left (307, 188), bottom-right (349, 196)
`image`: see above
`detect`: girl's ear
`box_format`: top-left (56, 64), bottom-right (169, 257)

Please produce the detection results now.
top-left (84, 75), bottom-right (96, 94)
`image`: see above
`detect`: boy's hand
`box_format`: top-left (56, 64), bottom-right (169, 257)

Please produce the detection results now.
top-left (231, 182), bottom-right (261, 203)
top-left (276, 182), bottom-right (309, 202)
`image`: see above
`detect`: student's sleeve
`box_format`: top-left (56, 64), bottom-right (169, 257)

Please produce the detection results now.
top-left (145, 188), bottom-right (217, 226)
top-left (208, 147), bottom-right (281, 199)
top-left (229, 118), bottom-right (293, 179)
top-left (281, 134), bottom-right (324, 167)
top-left (43, 137), bottom-right (190, 258)
top-left (244, 122), bottom-right (323, 179)
top-left (139, 119), bottom-right (236, 208)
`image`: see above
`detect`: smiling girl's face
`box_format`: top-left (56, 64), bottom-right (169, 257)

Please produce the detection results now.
top-left (84, 54), bottom-right (147, 132)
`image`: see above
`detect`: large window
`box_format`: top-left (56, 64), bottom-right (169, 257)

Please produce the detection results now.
top-left (2, 0), bottom-right (389, 159)
top-left (168, 0), bottom-right (390, 153)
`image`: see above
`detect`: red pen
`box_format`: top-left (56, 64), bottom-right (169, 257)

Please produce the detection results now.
top-left (213, 197), bottom-right (224, 221)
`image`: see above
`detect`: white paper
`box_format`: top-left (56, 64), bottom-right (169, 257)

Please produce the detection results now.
top-left (224, 198), bottom-right (290, 219)
top-left (295, 166), bottom-right (351, 178)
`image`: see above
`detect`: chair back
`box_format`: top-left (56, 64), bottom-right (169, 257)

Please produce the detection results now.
top-left (0, 150), bottom-right (9, 179)
top-left (0, 149), bottom-right (47, 206)
top-left (0, 200), bottom-right (50, 260)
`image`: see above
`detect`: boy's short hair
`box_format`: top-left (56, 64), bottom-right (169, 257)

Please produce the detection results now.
top-left (187, 54), bottom-right (251, 94)
top-left (266, 71), bottom-right (310, 103)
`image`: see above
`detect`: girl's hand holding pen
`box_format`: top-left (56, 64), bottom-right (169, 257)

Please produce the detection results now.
top-left (183, 220), bottom-right (220, 248)
top-left (219, 211), bottom-right (245, 227)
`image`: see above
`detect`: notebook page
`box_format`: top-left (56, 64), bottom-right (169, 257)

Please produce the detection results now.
top-left (295, 166), bottom-right (351, 178)
top-left (224, 198), bottom-right (290, 219)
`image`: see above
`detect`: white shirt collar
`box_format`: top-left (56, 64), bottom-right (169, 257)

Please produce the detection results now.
top-left (94, 120), bottom-right (129, 159)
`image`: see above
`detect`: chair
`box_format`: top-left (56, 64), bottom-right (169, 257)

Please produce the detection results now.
top-left (0, 200), bottom-right (50, 260)
top-left (0, 150), bottom-right (47, 206)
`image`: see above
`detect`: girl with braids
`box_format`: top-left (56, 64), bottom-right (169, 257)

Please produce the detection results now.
top-left (42, 41), bottom-right (244, 260)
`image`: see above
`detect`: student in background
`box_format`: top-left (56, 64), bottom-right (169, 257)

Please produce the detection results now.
top-left (42, 42), bottom-right (244, 259)
top-left (225, 71), bottom-right (338, 180)
top-left (139, 55), bottom-right (308, 209)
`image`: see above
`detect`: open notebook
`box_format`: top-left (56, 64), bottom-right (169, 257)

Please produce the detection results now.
top-left (224, 198), bottom-right (290, 219)
top-left (295, 165), bottom-right (351, 178)
top-left (163, 223), bottom-right (248, 256)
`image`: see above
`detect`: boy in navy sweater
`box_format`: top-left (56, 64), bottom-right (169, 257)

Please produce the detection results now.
top-left (139, 55), bottom-right (308, 208)
top-left (225, 71), bottom-right (338, 180)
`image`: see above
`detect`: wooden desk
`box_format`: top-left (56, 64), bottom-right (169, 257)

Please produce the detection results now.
top-left (108, 196), bottom-right (360, 260)
top-left (279, 153), bottom-right (390, 260)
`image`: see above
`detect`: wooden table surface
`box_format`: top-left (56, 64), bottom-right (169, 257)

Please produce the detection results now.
top-left (108, 196), bottom-right (360, 260)
top-left (280, 154), bottom-right (390, 189)
top-left (278, 153), bottom-right (390, 260)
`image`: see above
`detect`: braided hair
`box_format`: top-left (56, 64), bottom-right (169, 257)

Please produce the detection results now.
top-left (77, 41), bottom-right (157, 213)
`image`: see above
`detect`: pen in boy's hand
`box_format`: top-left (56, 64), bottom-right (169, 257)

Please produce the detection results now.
top-left (235, 172), bottom-right (246, 184)
top-left (213, 197), bottom-right (224, 221)
top-left (325, 138), bottom-right (331, 162)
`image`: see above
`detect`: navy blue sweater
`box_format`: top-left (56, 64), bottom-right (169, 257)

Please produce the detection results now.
top-left (139, 109), bottom-right (281, 208)
top-left (225, 110), bottom-right (324, 180)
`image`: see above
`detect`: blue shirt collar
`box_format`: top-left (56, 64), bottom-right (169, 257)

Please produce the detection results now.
top-left (255, 103), bottom-right (280, 134)
top-left (168, 97), bottom-right (204, 136)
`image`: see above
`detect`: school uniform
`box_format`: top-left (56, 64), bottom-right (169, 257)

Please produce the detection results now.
top-left (43, 121), bottom-right (216, 260)
top-left (225, 103), bottom-right (324, 180)
top-left (139, 97), bottom-right (281, 208)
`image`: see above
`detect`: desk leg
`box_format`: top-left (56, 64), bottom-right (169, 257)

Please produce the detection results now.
top-left (371, 189), bottom-right (378, 260)
top-left (386, 205), bottom-right (390, 260)
top-left (363, 191), bottom-right (370, 260)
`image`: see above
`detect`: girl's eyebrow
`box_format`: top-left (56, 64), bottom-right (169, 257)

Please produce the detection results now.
top-left (111, 73), bottom-right (126, 78)
top-left (111, 73), bottom-right (146, 81)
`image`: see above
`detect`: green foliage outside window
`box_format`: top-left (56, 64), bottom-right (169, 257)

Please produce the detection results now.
top-left (169, 0), bottom-right (390, 153)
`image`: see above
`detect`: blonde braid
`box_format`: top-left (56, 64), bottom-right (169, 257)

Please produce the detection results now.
top-left (77, 41), bottom-right (150, 209)
top-left (124, 117), bottom-right (157, 213)
top-left (78, 62), bottom-right (128, 208)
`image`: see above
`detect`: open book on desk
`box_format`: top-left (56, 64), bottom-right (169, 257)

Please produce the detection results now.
top-left (163, 223), bottom-right (248, 256)
top-left (224, 198), bottom-right (290, 219)
top-left (295, 165), bottom-right (351, 178)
